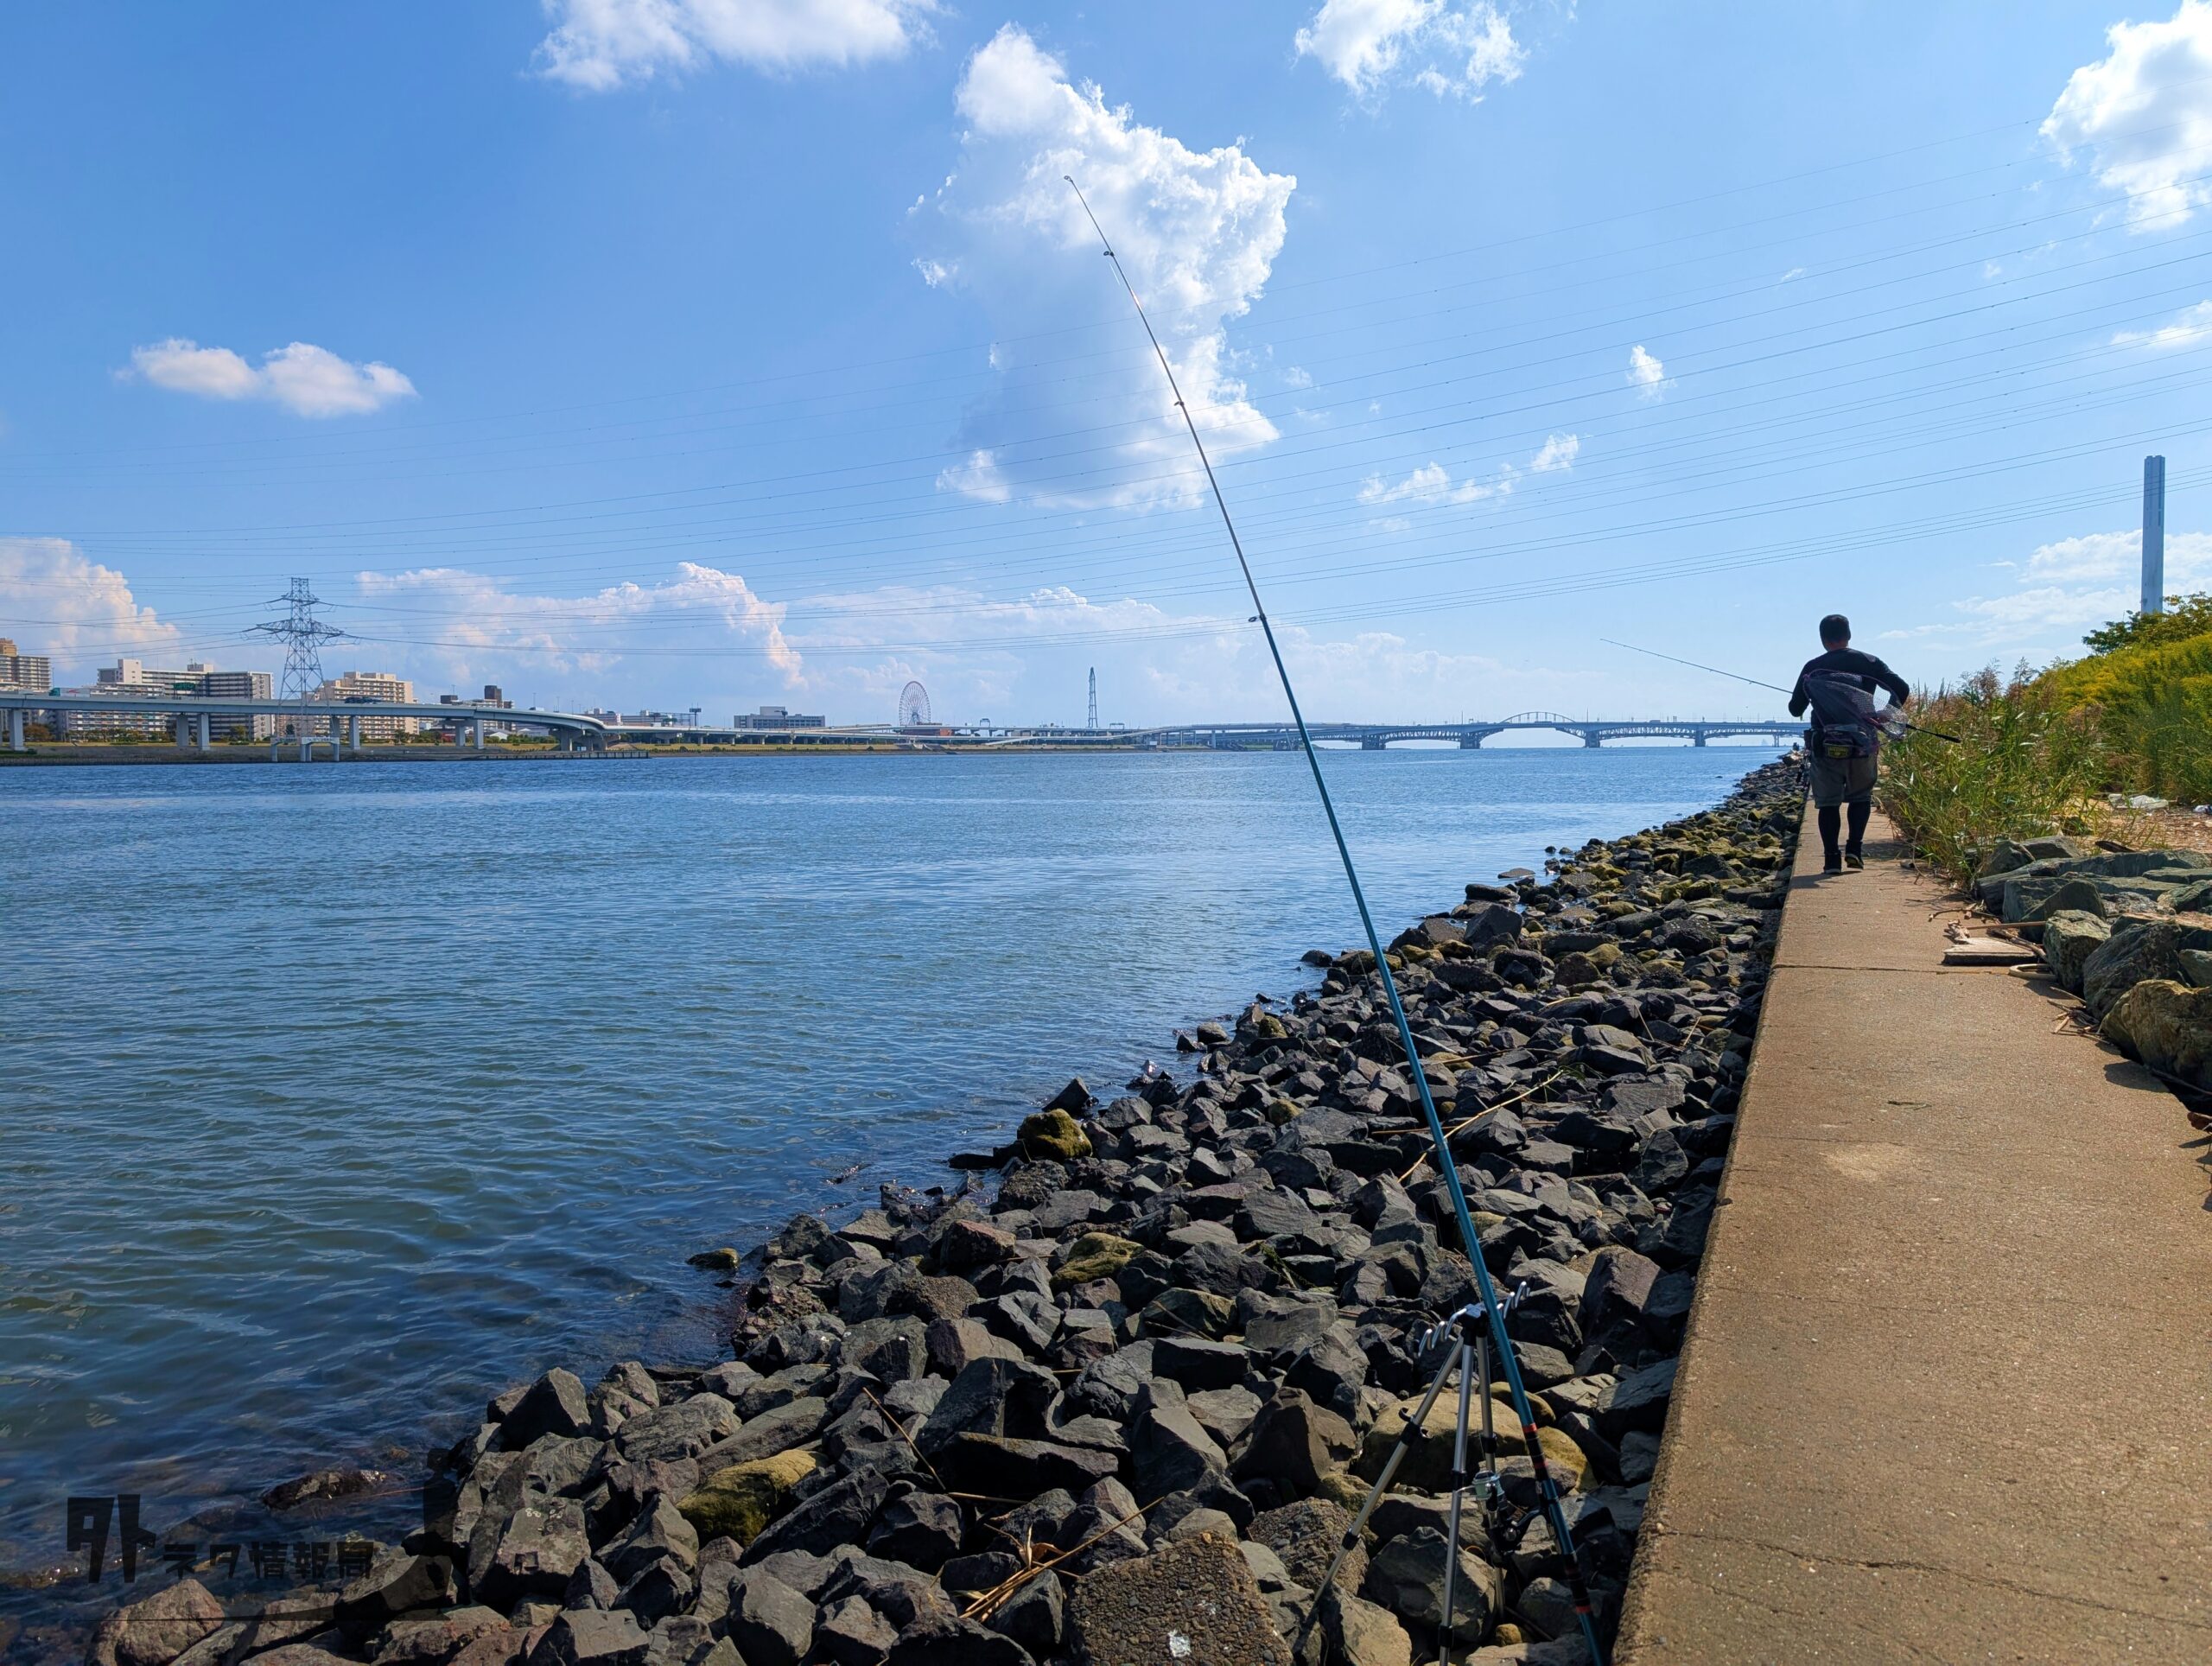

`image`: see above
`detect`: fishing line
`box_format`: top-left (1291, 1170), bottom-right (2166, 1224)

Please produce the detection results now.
top-left (1065, 175), bottom-right (1610, 1666)
top-left (1600, 639), bottom-right (1962, 742)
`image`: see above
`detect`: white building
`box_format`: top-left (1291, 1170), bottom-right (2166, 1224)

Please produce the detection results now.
top-left (302, 671), bottom-right (418, 740)
top-left (57, 659), bottom-right (275, 739)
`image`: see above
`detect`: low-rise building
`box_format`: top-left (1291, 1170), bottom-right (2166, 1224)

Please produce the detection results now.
top-left (731, 704), bottom-right (826, 729)
top-left (58, 659), bottom-right (275, 739)
top-left (306, 671), bottom-right (418, 739)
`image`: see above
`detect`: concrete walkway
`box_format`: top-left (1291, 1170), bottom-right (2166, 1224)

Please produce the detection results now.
top-left (1615, 809), bottom-right (2212, 1665)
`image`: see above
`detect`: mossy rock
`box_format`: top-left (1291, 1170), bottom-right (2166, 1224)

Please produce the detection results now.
top-left (685, 1247), bottom-right (741, 1270)
top-left (1252, 1014), bottom-right (1288, 1040)
top-left (1265, 1099), bottom-right (1300, 1126)
top-left (678, 1447), bottom-right (817, 1544)
top-left (1139, 1287), bottom-right (1236, 1339)
top-left (1016, 1107), bottom-right (1092, 1161)
top-left (1313, 1468), bottom-right (1369, 1510)
top-left (1554, 953), bottom-right (1605, 989)
top-left (1052, 1230), bottom-right (1142, 1288)
top-left (1356, 1396), bottom-right (1589, 1492)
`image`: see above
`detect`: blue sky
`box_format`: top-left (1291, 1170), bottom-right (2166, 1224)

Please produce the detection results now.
top-left (2, 0), bottom-right (2209, 727)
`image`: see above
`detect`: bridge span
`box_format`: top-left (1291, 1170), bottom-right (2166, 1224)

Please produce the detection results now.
top-left (3, 690), bottom-right (1801, 756)
top-left (1134, 712), bottom-right (1803, 750)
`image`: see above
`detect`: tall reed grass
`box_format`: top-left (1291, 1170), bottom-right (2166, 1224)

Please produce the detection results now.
top-left (1879, 667), bottom-right (2107, 887)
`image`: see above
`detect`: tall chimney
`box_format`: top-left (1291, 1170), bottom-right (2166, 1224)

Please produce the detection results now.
top-left (2142, 454), bottom-right (2166, 616)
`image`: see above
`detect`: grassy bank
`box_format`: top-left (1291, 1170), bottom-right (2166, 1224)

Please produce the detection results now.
top-left (1882, 594), bottom-right (2212, 886)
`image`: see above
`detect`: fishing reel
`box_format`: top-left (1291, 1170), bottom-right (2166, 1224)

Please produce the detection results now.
top-left (1414, 1283), bottom-right (1526, 1364)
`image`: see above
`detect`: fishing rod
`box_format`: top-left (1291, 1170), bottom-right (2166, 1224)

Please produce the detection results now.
top-left (1599, 637), bottom-right (1963, 742)
top-left (1065, 176), bottom-right (1609, 1666)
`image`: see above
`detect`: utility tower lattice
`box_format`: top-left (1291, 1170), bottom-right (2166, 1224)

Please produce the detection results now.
top-left (1088, 667), bottom-right (1097, 730)
top-left (250, 578), bottom-right (347, 733)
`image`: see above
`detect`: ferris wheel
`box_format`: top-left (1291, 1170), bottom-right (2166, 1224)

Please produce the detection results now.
top-left (898, 680), bottom-right (931, 728)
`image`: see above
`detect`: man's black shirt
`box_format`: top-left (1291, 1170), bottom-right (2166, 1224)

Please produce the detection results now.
top-left (1788, 648), bottom-right (1910, 722)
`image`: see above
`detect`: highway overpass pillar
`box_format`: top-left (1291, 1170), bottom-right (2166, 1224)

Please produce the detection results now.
top-left (194, 713), bottom-right (211, 752)
top-left (8, 709), bottom-right (24, 751)
top-left (1361, 738), bottom-right (1386, 750)
top-left (175, 713), bottom-right (191, 749)
top-left (1694, 729), bottom-right (1708, 747)
top-left (470, 717), bottom-right (485, 749)
top-left (347, 715), bottom-right (361, 749)
top-left (1581, 731), bottom-right (1602, 748)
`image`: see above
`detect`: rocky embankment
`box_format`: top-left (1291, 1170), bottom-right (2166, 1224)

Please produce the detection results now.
top-left (1978, 836), bottom-right (2212, 1090)
top-left (88, 759), bottom-right (1807, 1666)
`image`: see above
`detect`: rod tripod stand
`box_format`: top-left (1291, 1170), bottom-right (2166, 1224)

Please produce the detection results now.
top-left (1300, 1288), bottom-right (1563, 1663)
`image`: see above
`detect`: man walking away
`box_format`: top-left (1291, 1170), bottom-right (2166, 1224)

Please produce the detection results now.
top-left (1788, 614), bottom-right (1911, 874)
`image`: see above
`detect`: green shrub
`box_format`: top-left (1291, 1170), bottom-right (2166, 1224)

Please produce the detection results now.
top-left (1879, 667), bottom-right (2107, 887)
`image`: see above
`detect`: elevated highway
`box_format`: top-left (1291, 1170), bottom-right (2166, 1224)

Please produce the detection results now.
top-left (1, 690), bottom-right (607, 753)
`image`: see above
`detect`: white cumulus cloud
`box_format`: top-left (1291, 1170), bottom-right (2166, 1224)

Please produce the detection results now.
top-left (533, 0), bottom-right (937, 90)
top-left (2111, 297), bottom-right (2212, 348)
top-left (918, 25), bottom-right (1295, 510)
top-left (1529, 431), bottom-right (1579, 472)
top-left (1627, 344), bottom-right (1670, 399)
top-left (352, 562), bottom-right (801, 687)
top-left (1295, 0), bottom-right (1525, 101)
top-left (1893, 526), bottom-right (2212, 647)
top-left (1357, 432), bottom-right (1575, 507)
top-left (127, 339), bottom-right (417, 418)
top-left (2043, 0), bottom-right (2212, 227)
top-left (0, 538), bottom-right (183, 674)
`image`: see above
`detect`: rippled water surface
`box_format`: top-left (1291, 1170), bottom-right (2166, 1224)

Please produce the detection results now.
top-left (0, 745), bottom-right (1773, 1574)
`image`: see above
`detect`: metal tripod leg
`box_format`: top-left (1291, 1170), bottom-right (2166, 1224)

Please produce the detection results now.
top-left (1291, 1315), bottom-right (1466, 1653)
top-left (1440, 1331), bottom-right (1472, 1651)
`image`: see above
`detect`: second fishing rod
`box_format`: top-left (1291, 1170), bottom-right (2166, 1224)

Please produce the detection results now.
top-left (1600, 638), bottom-right (1962, 743)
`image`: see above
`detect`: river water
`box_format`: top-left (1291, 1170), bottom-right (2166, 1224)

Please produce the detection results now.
top-left (0, 744), bottom-right (1775, 1590)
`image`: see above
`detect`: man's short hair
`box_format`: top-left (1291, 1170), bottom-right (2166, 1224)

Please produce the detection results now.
top-left (1819, 613), bottom-right (1851, 645)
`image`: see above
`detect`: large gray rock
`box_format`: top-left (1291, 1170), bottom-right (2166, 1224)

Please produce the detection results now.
top-left (2020, 875), bottom-right (2107, 922)
top-left (741, 1467), bottom-right (891, 1562)
top-left (867, 1491), bottom-right (964, 1572)
top-left (2083, 919), bottom-right (2212, 1019)
top-left (503, 1368), bottom-right (593, 1447)
top-left (935, 1433), bottom-right (1121, 1498)
top-left (1360, 1527), bottom-right (1502, 1646)
top-left (1067, 1535), bottom-right (1292, 1666)
top-left (1249, 1497), bottom-right (1365, 1595)
top-left (1596, 1357), bottom-right (1678, 1441)
top-left (988, 1568), bottom-right (1065, 1659)
top-left (726, 1568), bottom-right (817, 1666)
top-left (884, 1615), bottom-right (1035, 1665)
top-left (614, 1398), bottom-right (743, 1459)
top-left (2043, 910), bottom-right (2113, 994)
top-left (534, 1608), bottom-right (651, 1666)
top-left (1232, 1387), bottom-right (1356, 1496)
top-left (1131, 1393), bottom-right (1229, 1498)
top-left (472, 1497), bottom-right (589, 1608)
top-left (917, 1358), bottom-right (1060, 1453)
top-left (605, 1496), bottom-right (700, 1582)
top-left (695, 1396), bottom-right (829, 1471)
top-left (86, 1577), bottom-right (226, 1666)
top-left (1322, 1588), bottom-right (1414, 1666)
top-left (2103, 979), bottom-right (2212, 1090)
top-left (1580, 1246), bottom-right (1662, 1345)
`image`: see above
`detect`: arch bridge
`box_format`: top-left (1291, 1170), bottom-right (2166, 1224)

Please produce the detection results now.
top-left (1138, 715), bottom-right (1803, 751)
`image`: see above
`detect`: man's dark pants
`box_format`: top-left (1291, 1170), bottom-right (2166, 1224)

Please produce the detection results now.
top-left (1809, 753), bottom-right (1877, 862)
